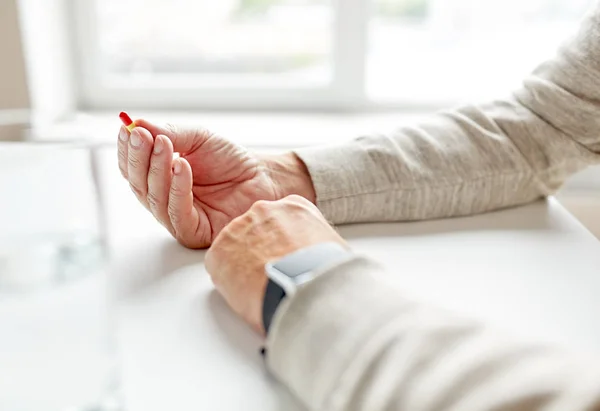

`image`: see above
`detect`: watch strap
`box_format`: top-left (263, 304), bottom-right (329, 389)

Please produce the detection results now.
top-left (262, 279), bottom-right (286, 334)
top-left (262, 242), bottom-right (352, 335)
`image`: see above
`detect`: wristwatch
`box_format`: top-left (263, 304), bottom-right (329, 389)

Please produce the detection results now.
top-left (262, 242), bottom-right (353, 334)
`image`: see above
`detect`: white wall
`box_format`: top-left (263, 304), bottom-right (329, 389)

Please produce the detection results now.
top-left (17, 0), bottom-right (76, 128)
top-left (0, 0), bottom-right (30, 140)
top-left (0, 0), bottom-right (77, 140)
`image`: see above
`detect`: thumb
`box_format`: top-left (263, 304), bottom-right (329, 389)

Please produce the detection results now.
top-left (135, 118), bottom-right (211, 154)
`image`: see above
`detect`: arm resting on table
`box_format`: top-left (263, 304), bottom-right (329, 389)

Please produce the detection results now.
top-left (266, 257), bottom-right (600, 411)
top-left (295, 6), bottom-right (600, 225)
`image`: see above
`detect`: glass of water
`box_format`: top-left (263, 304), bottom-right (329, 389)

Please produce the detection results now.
top-left (0, 143), bottom-right (118, 410)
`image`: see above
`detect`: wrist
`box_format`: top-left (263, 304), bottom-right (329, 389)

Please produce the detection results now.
top-left (262, 242), bottom-right (354, 336)
top-left (262, 152), bottom-right (316, 204)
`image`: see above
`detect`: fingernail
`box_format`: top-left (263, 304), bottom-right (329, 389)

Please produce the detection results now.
top-left (130, 129), bottom-right (142, 148)
top-left (119, 127), bottom-right (129, 142)
top-left (173, 160), bottom-right (182, 175)
top-left (153, 136), bottom-right (164, 155)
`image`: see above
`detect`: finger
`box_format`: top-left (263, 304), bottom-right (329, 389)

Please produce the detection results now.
top-left (147, 135), bottom-right (175, 234)
top-left (168, 157), bottom-right (202, 247)
top-left (117, 125), bottom-right (130, 179)
top-left (127, 127), bottom-right (154, 208)
top-left (135, 118), bottom-right (211, 154)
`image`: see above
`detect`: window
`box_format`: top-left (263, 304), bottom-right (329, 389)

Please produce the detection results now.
top-left (96, 0), bottom-right (332, 82)
top-left (72, 0), bottom-right (593, 110)
top-left (368, 0), bottom-right (594, 104)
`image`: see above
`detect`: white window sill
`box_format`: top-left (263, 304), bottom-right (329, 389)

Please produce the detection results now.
top-left (29, 110), bottom-right (430, 149)
top-left (28, 110), bottom-right (600, 191)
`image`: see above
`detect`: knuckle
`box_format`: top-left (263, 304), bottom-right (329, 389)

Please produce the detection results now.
top-left (191, 127), bottom-right (216, 148)
top-left (118, 147), bottom-right (127, 162)
top-left (148, 162), bottom-right (162, 177)
top-left (222, 214), bottom-right (249, 236)
top-left (286, 194), bottom-right (305, 202)
top-left (282, 195), bottom-right (315, 212)
top-left (284, 194), bottom-right (310, 206)
top-left (129, 183), bottom-right (146, 198)
top-left (176, 236), bottom-right (192, 249)
top-left (229, 215), bottom-right (247, 230)
top-left (198, 127), bottom-right (214, 139)
top-left (176, 234), bottom-right (207, 250)
top-left (128, 155), bottom-right (142, 169)
top-left (170, 183), bottom-right (186, 196)
top-left (165, 123), bottom-right (178, 133)
top-left (146, 192), bottom-right (162, 210)
top-left (167, 203), bottom-right (183, 223)
top-left (117, 152), bottom-right (128, 178)
top-left (251, 200), bottom-right (272, 212)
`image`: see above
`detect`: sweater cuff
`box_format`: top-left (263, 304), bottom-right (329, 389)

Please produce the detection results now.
top-left (264, 256), bottom-right (410, 410)
top-left (294, 142), bottom-right (389, 225)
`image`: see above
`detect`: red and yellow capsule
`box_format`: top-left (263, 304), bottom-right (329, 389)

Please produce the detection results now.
top-left (119, 111), bottom-right (136, 132)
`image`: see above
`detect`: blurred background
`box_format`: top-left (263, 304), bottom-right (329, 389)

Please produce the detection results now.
top-left (1, 0), bottom-right (599, 231)
top-left (84, 0), bottom-right (592, 106)
top-left (0, 2), bottom-right (599, 409)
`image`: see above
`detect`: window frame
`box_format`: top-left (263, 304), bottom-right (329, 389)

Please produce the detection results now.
top-left (71, 0), bottom-right (371, 111)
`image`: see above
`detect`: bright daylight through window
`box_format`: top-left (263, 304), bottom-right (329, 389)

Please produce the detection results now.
top-left (95, 0), bottom-right (334, 85)
top-left (369, 0), bottom-right (593, 104)
top-left (79, 0), bottom-right (594, 109)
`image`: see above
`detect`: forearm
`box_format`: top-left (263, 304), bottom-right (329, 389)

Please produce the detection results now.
top-left (266, 257), bottom-right (600, 411)
top-left (272, 5), bottom-right (600, 225)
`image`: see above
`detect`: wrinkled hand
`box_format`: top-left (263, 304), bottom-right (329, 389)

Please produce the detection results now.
top-left (205, 195), bottom-right (347, 334)
top-left (117, 119), bottom-right (315, 248)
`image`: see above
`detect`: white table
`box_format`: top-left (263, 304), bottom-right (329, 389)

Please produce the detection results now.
top-left (94, 148), bottom-right (600, 411)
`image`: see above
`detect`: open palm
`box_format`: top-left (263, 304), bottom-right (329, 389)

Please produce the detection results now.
top-left (118, 119), bottom-right (281, 248)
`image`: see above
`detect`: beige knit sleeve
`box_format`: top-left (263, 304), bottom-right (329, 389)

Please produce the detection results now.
top-left (267, 3), bottom-right (600, 411)
top-left (266, 257), bottom-right (600, 411)
top-left (295, 6), bottom-right (600, 225)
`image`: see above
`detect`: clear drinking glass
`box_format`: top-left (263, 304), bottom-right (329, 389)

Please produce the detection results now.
top-left (0, 143), bottom-right (118, 410)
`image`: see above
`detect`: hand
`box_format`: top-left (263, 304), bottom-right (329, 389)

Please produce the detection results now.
top-left (117, 119), bottom-right (316, 248)
top-left (205, 195), bottom-right (347, 334)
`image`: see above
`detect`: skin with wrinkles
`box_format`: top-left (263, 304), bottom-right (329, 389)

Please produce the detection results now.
top-left (204, 195), bottom-right (346, 333)
top-left (117, 119), bottom-right (282, 248)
